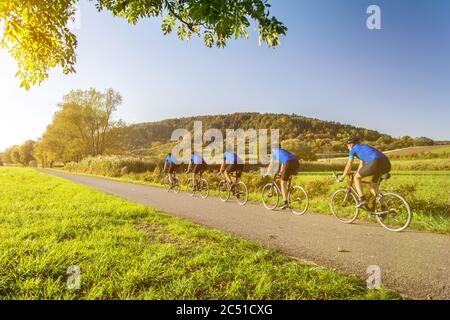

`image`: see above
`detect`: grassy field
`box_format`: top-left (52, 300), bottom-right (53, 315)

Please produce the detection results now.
top-left (59, 166), bottom-right (450, 234)
top-left (384, 145), bottom-right (450, 157)
top-left (431, 146), bottom-right (450, 155)
top-left (316, 158), bottom-right (449, 171)
top-left (0, 167), bottom-right (397, 300)
top-left (318, 145), bottom-right (450, 160)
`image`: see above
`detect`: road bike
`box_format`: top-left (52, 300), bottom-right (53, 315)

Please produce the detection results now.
top-left (261, 175), bottom-right (309, 215)
top-left (163, 173), bottom-right (181, 194)
top-left (330, 171), bottom-right (412, 232)
top-left (186, 174), bottom-right (210, 199)
top-left (217, 173), bottom-right (248, 206)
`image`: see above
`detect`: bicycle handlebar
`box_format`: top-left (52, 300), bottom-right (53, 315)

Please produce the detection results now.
top-left (332, 171), bottom-right (354, 182)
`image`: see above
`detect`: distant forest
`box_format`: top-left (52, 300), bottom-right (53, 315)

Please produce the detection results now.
top-left (1, 110), bottom-right (439, 167)
top-left (125, 113), bottom-right (435, 157)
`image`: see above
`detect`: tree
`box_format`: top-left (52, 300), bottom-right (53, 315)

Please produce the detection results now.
top-left (35, 88), bottom-right (126, 165)
top-left (11, 146), bottom-right (21, 164)
top-left (0, 0), bottom-right (287, 89)
top-left (281, 139), bottom-right (317, 161)
top-left (19, 140), bottom-right (36, 165)
top-left (414, 137), bottom-right (434, 147)
top-left (1, 147), bottom-right (13, 164)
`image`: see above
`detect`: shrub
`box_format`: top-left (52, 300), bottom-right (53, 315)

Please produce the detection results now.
top-left (64, 156), bottom-right (158, 177)
top-left (305, 178), bottom-right (333, 199)
top-left (28, 160), bottom-right (38, 168)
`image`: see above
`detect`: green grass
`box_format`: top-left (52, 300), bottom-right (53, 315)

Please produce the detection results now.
top-left (0, 167), bottom-right (397, 300)
top-left (431, 146), bottom-right (450, 155)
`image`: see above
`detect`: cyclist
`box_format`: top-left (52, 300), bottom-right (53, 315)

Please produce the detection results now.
top-left (265, 147), bottom-right (300, 210)
top-left (163, 153), bottom-right (180, 188)
top-left (339, 138), bottom-right (391, 208)
top-left (187, 151), bottom-right (208, 190)
top-left (217, 149), bottom-right (244, 190)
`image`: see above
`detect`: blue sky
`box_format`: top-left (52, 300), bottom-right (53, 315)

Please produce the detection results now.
top-left (1, 0), bottom-right (449, 151)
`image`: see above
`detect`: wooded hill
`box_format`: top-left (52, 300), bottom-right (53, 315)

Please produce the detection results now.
top-left (125, 112), bottom-right (435, 158)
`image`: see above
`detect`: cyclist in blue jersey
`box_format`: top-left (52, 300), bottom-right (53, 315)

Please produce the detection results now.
top-left (265, 148), bottom-right (300, 210)
top-left (187, 151), bottom-right (208, 190)
top-left (163, 153), bottom-right (180, 187)
top-left (339, 138), bottom-right (391, 208)
top-left (217, 149), bottom-right (244, 186)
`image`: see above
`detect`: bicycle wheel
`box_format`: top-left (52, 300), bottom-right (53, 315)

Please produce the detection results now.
top-left (199, 178), bottom-right (209, 199)
top-left (172, 177), bottom-right (181, 194)
top-left (234, 181), bottom-right (248, 206)
top-left (218, 180), bottom-right (230, 202)
top-left (330, 189), bottom-right (359, 224)
top-left (261, 183), bottom-right (279, 210)
top-left (375, 192), bottom-right (412, 232)
top-left (163, 176), bottom-right (171, 192)
top-left (186, 178), bottom-right (195, 196)
top-left (289, 185), bottom-right (309, 215)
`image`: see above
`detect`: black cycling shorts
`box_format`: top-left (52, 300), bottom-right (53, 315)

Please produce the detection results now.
top-left (193, 163), bottom-right (207, 174)
top-left (280, 159), bottom-right (300, 181)
top-left (225, 163), bottom-right (244, 178)
top-left (168, 164), bottom-right (179, 174)
top-left (359, 157), bottom-right (391, 183)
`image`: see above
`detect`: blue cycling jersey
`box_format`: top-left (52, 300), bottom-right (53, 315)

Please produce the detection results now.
top-left (165, 155), bottom-right (179, 165)
top-left (349, 144), bottom-right (386, 163)
top-left (271, 148), bottom-right (298, 164)
top-left (191, 153), bottom-right (205, 165)
top-left (223, 152), bottom-right (243, 164)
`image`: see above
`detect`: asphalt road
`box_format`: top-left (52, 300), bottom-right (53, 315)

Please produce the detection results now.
top-left (39, 169), bottom-right (450, 300)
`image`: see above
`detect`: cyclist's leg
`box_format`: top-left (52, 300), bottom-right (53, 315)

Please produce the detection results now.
top-left (235, 164), bottom-right (243, 183)
top-left (353, 172), bottom-right (369, 208)
top-left (192, 172), bottom-right (196, 189)
top-left (280, 176), bottom-right (289, 203)
top-left (355, 162), bottom-right (372, 206)
top-left (168, 165), bottom-right (174, 185)
top-left (354, 172), bottom-right (365, 198)
top-left (356, 159), bottom-right (380, 207)
top-left (192, 165), bottom-right (198, 189)
top-left (172, 171), bottom-right (177, 185)
top-left (199, 164), bottom-right (206, 182)
top-left (224, 164), bottom-right (235, 184)
top-left (234, 164), bottom-right (244, 193)
top-left (370, 158), bottom-right (391, 205)
top-left (280, 160), bottom-right (297, 208)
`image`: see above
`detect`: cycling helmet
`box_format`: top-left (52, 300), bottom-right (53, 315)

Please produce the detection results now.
top-left (346, 137), bottom-right (361, 145)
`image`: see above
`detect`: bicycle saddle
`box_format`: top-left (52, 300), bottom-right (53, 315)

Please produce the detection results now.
top-left (380, 173), bottom-right (391, 181)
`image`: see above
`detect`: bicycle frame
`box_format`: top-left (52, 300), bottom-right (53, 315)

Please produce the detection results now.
top-left (269, 175), bottom-right (293, 194)
top-left (336, 172), bottom-right (386, 215)
top-left (218, 172), bottom-right (240, 187)
top-left (165, 173), bottom-right (178, 186)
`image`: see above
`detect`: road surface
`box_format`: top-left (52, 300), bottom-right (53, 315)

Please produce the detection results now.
top-left (39, 169), bottom-right (450, 299)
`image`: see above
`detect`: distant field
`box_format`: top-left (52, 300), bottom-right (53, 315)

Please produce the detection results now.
top-left (319, 145), bottom-right (450, 162)
top-left (430, 146), bottom-right (450, 155)
top-left (0, 167), bottom-right (396, 300)
top-left (385, 145), bottom-right (450, 157)
top-left (310, 158), bottom-right (449, 171)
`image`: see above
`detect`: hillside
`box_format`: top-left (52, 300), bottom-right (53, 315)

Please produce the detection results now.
top-left (124, 112), bottom-right (434, 157)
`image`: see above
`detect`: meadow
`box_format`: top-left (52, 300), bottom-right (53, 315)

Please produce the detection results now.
top-left (63, 158), bottom-right (450, 234)
top-left (0, 167), bottom-right (397, 299)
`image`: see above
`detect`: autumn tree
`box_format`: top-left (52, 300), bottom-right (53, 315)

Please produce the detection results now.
top-left (18, 140), bottom-right (36, 165)
top-left (281, 139), bottom-right (317, 161)
top-left (0, 0), bottom-right (287, 89)
top-left (1, 147), bottom-right (13, 164)
top-left (36, 88), bottom-right (126, 166)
